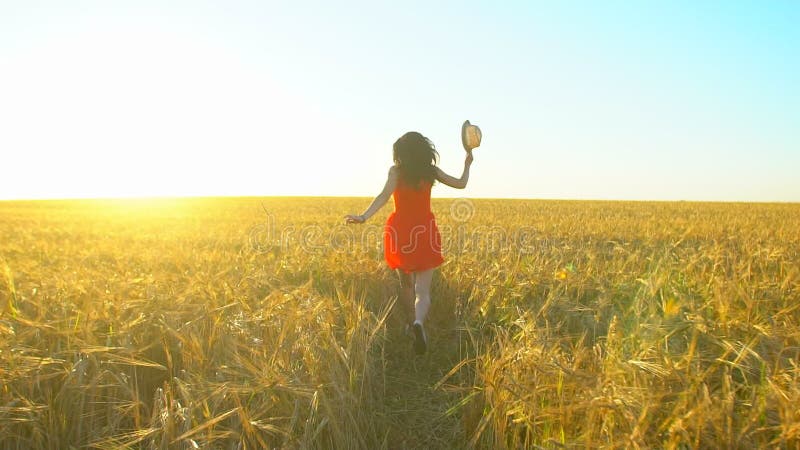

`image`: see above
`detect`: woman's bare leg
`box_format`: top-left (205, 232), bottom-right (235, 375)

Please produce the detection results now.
top-left (414, 269), bottom-right (434, 324)
top-left (410, 269), bottom-right (434, 354)
top-left (396, 269), bottom-right (415, 327)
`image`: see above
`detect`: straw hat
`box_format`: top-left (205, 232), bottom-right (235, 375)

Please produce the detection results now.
top-left (461, 120), bottom-right (482, 150)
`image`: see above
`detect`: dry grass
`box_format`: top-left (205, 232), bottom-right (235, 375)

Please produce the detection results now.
top-left (1, 197), bottom-right (798, 449)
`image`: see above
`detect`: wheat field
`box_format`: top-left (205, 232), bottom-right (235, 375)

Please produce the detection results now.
top-left (1, 197), bottom-right (799, 449)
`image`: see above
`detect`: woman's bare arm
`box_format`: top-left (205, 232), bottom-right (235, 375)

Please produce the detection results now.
top-left (344, 166), bottom-right (398, 224)
top-left (435, 151), bottom-right (474, 189)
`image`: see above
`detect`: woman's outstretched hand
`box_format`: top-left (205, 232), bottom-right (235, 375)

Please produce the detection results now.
top-left (344, 214), bottom-right (365, 224)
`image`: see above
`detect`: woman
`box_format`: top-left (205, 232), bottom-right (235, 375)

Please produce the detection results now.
top-left (345, 131), bottom-right (473, 354)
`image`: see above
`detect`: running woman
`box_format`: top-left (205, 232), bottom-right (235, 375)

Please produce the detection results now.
top-left (345, 131), bottom-right (473, 354)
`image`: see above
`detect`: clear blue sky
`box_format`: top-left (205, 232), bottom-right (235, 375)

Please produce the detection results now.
top-left (1, 1), bottom-right (798, 201)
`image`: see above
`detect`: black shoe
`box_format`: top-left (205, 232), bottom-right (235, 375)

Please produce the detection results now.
top-left (412, 323), bottom-right (427, 355)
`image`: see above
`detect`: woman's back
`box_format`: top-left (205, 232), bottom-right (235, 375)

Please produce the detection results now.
top-left (391, 177), bottom-right (433, 220)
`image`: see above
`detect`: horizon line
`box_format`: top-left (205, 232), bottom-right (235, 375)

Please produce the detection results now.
top-left (0, 194), bottom-right (798, 205)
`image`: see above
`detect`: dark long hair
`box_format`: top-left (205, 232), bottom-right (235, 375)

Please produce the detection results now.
top-left (393, 132), bottom-right (439, 189)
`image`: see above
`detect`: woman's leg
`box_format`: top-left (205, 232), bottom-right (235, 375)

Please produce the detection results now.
top-left (413, 269), bottom-right (435, 324)
top-left (396, 269), bottom-right (415, 327)
top-left (410, 268), bottom-right (434, 354)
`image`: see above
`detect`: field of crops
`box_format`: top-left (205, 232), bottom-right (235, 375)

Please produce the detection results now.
top-left (1, 197), bottom-right (799, 449)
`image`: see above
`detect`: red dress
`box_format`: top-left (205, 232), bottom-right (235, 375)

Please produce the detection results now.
top-left (384, 177), bottom-right (445, 273)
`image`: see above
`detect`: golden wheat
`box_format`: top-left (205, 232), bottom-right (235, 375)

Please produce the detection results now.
top-left (0, 197), bottom-right (798, 449)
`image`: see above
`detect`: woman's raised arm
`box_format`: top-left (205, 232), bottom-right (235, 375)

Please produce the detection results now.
top-left (435, 151), bottom-right (473, 189)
